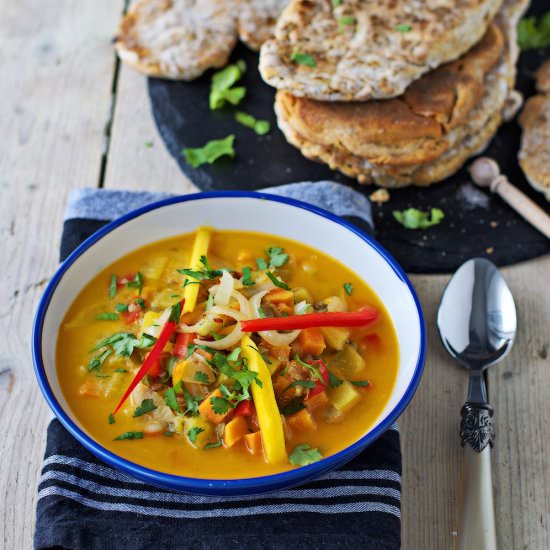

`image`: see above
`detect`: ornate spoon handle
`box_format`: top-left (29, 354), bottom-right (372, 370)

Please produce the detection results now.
top-left (458, 403), bottom-right (497, 550)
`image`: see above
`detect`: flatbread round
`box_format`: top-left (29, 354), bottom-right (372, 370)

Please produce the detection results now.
top-left (115, 0), bottom-right (239, 80)
top-left (238, 0), bottom-right (289, 51)
top-left (259, 0), bottom-right (503, 101)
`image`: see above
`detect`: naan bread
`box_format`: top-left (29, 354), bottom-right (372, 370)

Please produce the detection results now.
top-left (259, 0), bottom-right (503, 101)
top-left (115, 0), bottom-right (288, 80)
top-left (519, 60), bottom-right (550, 200)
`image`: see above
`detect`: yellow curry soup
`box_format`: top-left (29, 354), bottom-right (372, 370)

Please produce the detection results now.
top-left (57, 228), bottom-right (399, 478)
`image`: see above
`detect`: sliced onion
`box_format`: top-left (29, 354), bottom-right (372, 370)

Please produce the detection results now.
top-left (194, 306), bottom-right (245, 349)
top-left (214, 270), bottom-right (234, 307)
top-left (143, 307), bottom-right (170, 338)
top-left (248, 289), bottom-right (300, 346)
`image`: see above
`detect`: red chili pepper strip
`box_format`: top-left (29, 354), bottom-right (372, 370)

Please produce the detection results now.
top-left (307, 360), bottom-right (329, 398)
top-left (113, 300), bottom-right (184, 414)
top-left (240, 307), bottom-right (378, 332)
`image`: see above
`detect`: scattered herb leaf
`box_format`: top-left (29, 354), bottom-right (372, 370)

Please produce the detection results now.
top-left (210, 396), bottom-right (232, 415)
top-left (227, 347), bottom-right (241, 363)
top-left (393, 208), bottom-right (444, 230)
top-left (96, 312), bottom-right (119, 321)
top-left (194, 371), bottom-right (210, 383)
top-left (267, 247), bottom-right (289, 268)
top-left (108, 413), bottom-right (115, 424)
top-left (114, 431), bottom-right (144, 441)
top-left (518, 13), bottom-right (550, 51)
top-left (328, 370), bottom-right (343, 388)
top-left (109, 275), bottom-right (117, 299)
top-left (204, 440), bottom-right (223, 449)
top-left (280, 398), bottom-right (306, 416)
top-left (115, 303), bottom-right (129, 312)
top-left (234, 111), bottom-right (271, 135)
top-left (114, 368), bottom-right (128, 373)
top-left (241, 266), bottom-right (256, 286)
top-left (289, 444), bottom-right (323, 466)
top-left (350, 380), bottom-right (371, 387)
top-left (133, 398), bottom-right (157, 417)
top-left (127, 272), bottom-right (143, 295)
top-left (164, 387), bottom-right (182, 413)
top-left (88, 349), bottom-right (112, 372)
top-left (209, 61), bottom-right (247, 109)
top-left (339, 16), bottom-right (357, 26)
top-left (283, 380), bottom-right (316, 393)
top-left (187, 427), bottom-right (205, 444)
top-left (291, 50), bottom-right (317, 67)
top-left (144, 141), bottom-right (154, 148)
top-left (395, 24), bottom-right (412, 32)
top-left (343, 282), bottom-right (353, 296)
top-left (266, 271), bottom-right (290, 290)
top-left (183, 135), bottom-right (236, 168)
top-left (256, 258), bottom-right (268, 270)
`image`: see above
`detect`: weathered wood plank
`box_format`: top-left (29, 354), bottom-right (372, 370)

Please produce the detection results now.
top-left (0, 1), bottom-right (124, 547)
top-left (489, 257), bottom-right (550, 550)
top-left (104, 66), bottom-right (196, 193)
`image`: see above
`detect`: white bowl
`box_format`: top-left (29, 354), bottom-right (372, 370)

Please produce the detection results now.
top-left (33, 191), bottom-right (426, 494)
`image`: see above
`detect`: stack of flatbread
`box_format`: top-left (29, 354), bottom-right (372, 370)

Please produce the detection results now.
top-left (260, 0), bottom-right (529, 188)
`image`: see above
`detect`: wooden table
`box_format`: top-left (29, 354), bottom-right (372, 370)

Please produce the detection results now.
top-left (1, 2), bottom-right (548, 548)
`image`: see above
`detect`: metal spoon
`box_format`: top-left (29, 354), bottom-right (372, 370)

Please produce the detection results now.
top-left (437, 258), bottom-right (517, 550)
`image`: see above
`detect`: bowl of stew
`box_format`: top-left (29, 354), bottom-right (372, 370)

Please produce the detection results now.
top-left (33, 191), bottom-right (425, 495)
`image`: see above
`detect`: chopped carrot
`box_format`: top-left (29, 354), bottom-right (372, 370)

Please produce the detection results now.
top-left (306, 390), bottom-right (329, 412)
top-left (244, 431), bottom-right (263, 455)
top-left (79, 381), bottom-right (100, 397)
top-left (298, 327), bottom-right (326, 356)
top-left (287, 408), bottom-right (317, 432)
top-left (224, 416), bottom-right (249, 448)
top-left (198, 389), bottom-right (231, 424)
top-left (264, 288), bottom-right (294, 307)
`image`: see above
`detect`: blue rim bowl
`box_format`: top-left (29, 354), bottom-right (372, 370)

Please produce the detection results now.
top-left (32, 191), bottom-right (426, 495)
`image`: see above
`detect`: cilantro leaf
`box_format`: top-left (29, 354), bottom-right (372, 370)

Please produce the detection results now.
top-left (187, 427), bottom-right (205, 444)
top-left (108, 413), bottom-right (115, 424)
top-left (183, 135), bottom-right (236, 168)
top-left (256, 258), bottom-right (268, 270)
top-left (291, 50), bottom-right (316, 67)
top-left (164, 431), bottom-right (174, 437)
top-left (210, 396), bottom-right (232, 415)
top-left (289, 444), bottom-right (323, 466)
top-left (350, 380), bottom-right (371, 387)
top-left (133, 398), bottom-right (157, 417)
top-left (267, 247), bottom-right (289, 268)
top-left (266, 271), bottom-right (290, 290)
top-left (114, 431), bottom-right (144, 441)
top-left (241, 266), bottom-right (255, 286)
top-left (127, 272), bottom-right (143, 295)
top-left (328, 370), bottom-right (343, 388)
top-left (332, 0), bottom-right (342, 6)
top-left (169, 301), bottom-right (182, 323)
top-left (88, 349), bottom-right (112, 371)
top-left (279, 398), bottom-right (306, 416)
top-left (343, 282), bottom-right (353, 296)
top-left (339, 16), bottom-right (357, 26)
top-left (209, 61), bottom-right (247, 109)
top-left (164, 387), bottom-right (181, 413)
top-left (183, 388), bottom-right (200, 417)
top-left (96, 312), bottom-right (119, 321)
top-left (194, 371), bottom-right (210, 383)
top-left (114, 368), bottom-right (128, 373)
top-left (283, 380), bottom-right (316, 393)
top-left (109, 274), bottom-right (117, 299)
top-left (227, 347), bottom-right (241, 363)
top-left (115, 303), bottom-right (129, 312)
top-left (518, 13), bottom-right (550, 51)
top-left (393, 208), bottom-right (444, 230)
top-left (235, 111), bottom-right (271, 135)
top-left (94, 333), bottom-right (155, 357)
top-left (395, 24), bottom-right (412, 32)
top-left (204, 440), bottom-right (223, 449)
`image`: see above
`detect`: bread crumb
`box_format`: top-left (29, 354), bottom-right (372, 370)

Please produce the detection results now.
top-left (369, 188), bottom-right (390, 204)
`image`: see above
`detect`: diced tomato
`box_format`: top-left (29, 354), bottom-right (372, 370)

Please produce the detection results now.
top-left (121, 306), bottom-right (142, 325)
top-left (117, 273), bottom-right (136, 288)
top-left (234, 399), bottom-right (255, 417)
top-left (173, 333), bottom-right (192, 357)
top-left (306, 359), bottom-right (329, 399)
top-left (148, 358), bottom-right (164, 379)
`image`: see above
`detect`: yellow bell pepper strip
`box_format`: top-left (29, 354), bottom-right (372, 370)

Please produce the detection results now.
top-left (182, 226), bottom-right (212, 313)
top-left (241, 335), bottom-right (287, 465)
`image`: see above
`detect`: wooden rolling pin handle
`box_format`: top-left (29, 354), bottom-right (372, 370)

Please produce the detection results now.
top-left (470, 157), bottom-right (550, 240)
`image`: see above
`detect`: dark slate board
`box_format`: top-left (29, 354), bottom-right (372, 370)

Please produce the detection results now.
top-left (148, 1), bottom-right (550, 274)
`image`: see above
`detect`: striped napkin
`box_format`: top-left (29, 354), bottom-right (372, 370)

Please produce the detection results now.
top-left (36, 183), bottom-right (401, 550)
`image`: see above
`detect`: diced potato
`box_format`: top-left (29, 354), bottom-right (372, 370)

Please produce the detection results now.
top-left (150, 288), bottom-right (183, 309)
top-left (244, 431), bottom-right (263, 455)
top-left (182, 416), bottom-right (215, 449)
top-left (329, 380), bottom-right (360, 413)
top-left (293, 286), bottom-right (313, 304)
top-left (141, 311), bottom-right (162, 337)
top-left (224, 416), bottom-right (249, 447)
top-left (326, 345), bottom-right (365, 375)
top-left (287, 408), bottom-right (317, 432)
top-left (321, 327), bottom-right (350, 351)
top-left (321, 295), bottom-right (348, 313)
top-left (141, 256), bottom-right (168, 280)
